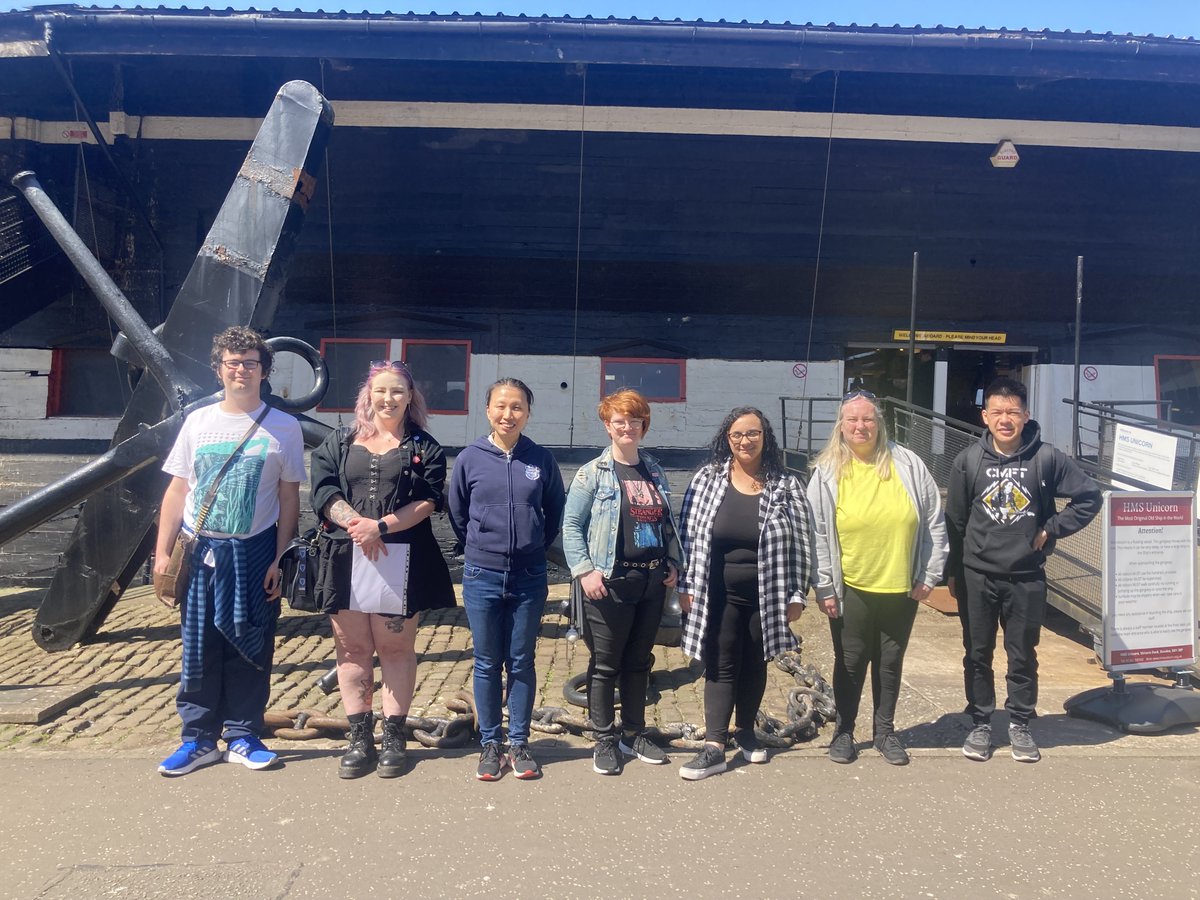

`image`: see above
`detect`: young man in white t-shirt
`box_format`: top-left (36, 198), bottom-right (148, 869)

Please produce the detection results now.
top-left (154, 326), bottom-right (305, 776)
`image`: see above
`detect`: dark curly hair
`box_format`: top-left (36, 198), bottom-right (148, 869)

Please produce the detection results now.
top-left (705, 406), bottom-right (786, 483)
top-left (210, 325), bottom-right (272, 377)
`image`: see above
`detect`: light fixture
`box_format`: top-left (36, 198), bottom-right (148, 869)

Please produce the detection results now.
top-left (990, 139), bottom-right (1020, 168)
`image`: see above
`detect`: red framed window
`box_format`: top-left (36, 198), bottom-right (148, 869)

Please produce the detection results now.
top-left (601, 357), bottom-right (686, 402)
top-left (46, 348), bottom-right (130, 417)
top-left (403, 339), bottom-right (471, 414)
top-left (318, 338), bottom-right (389, 412)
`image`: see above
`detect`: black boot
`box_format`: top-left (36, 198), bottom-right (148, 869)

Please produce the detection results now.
top-left (377, 716), bottom-right (409, 778)
top-left (338, 712), bottom-right (376, 779)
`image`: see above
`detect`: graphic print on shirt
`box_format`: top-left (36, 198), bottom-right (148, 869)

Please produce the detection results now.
top-left (623, 477), bottom-right (665, 549)
top-left (192, 434), bottom-right (270, 534)
top-left (980, 465), bottom-right (1033, 526)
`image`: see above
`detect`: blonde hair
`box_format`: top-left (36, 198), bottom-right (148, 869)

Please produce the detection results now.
top-left (812, 395), bottom-right (894, 481)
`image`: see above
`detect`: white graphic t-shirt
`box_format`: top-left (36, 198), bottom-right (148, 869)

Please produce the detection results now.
top-left (163, 402), bottom-right (305, 539)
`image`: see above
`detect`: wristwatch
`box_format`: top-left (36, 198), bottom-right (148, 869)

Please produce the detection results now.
top-left (376, 519), bottom-right (389, 535)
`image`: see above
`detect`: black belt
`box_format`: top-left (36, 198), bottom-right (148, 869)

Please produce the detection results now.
top-left (614, 558), bottom-right (664, 570)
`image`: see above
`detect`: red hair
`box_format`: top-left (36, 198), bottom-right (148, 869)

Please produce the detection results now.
top-left (597, 389), bottom-right (651, 434)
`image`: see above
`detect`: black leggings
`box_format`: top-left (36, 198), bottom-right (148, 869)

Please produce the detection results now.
top-left (829, 584), bottom-right (918, 738)
top-left (702, 597), bottom-right (767, 747)
top-left (580, 570), bottom-right (666, 738)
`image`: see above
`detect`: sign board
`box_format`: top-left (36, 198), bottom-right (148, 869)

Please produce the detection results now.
top-left (1111, 423), bottom-right (1177, 490)
top-left (1101, 491), bottom-right (1197, 671)
top-left (891, 330), bottom-right (1007, 344)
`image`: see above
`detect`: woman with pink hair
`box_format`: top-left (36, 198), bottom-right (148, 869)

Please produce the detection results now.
top-left (310, 360), bottom-right (455, 779)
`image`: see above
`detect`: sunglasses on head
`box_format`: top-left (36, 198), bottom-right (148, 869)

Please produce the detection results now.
top-left (370, 360), bottom-right (412, 375)
top-left (843, 389), bottom-right (876, 402)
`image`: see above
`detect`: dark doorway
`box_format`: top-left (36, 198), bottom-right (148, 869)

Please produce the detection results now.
top-left (945, 350), bottom-right (1032, 427)
top-left (843, 348), bottom-right (934, 407)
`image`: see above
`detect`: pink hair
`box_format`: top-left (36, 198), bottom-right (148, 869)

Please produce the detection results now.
top-left (352, 361), bottom-right (428, 439)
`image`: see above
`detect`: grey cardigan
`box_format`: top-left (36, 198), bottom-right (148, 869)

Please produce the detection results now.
top-left (805, 443), bottom-right (948, 603)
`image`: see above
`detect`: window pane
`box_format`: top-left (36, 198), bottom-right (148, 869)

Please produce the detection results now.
top-left (1158, 357), bottom-right (1200, 427)
top-left (405, 342), bottom-right (469, 412)
top-left (52, 349), bottom-right (130, 417)
top-left (602, 359), bottom-right (684, 401)
top-left (320, 341), bottom-right (387, 411)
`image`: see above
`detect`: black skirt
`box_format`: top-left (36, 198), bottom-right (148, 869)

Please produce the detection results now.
top-left (314, 518), bottom-right (456, 617)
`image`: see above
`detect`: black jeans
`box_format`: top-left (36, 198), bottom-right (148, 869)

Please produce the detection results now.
top-left (702, 596), bottom-right (767, 747)
top-left (959, 568), bottom-right (1047, 727)
top-left (580, 569), bottom-right (666, 739)
top-left (829, 584), bottom-right (918, 738)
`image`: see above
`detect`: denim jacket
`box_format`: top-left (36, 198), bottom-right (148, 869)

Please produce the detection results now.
top-left (562, 446), bottom-right (685, 578)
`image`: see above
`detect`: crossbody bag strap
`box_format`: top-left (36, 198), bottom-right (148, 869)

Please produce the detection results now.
top-left (191, 404), bottom-right (272, 535)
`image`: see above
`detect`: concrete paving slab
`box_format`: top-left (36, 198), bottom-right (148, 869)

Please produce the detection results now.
top-left (0, 682), bottom-right (94, 724)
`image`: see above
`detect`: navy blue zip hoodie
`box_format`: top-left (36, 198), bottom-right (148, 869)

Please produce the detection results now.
top-left (448, 434), bottom-right (566, 572)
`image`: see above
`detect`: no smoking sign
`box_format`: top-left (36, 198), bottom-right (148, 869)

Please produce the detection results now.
top-left (1083, 366), bottom-right (1098, 382)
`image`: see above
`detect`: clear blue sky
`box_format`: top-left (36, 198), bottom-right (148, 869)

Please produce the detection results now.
top-left (10, 0), bottom-right (1200, 36)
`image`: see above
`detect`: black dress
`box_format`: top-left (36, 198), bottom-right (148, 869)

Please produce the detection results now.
top-left (311, 430), bottom-right (456, 617)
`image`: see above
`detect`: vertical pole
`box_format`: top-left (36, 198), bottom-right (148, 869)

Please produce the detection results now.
top-left (1072, 256), bottom-right (1084, 459)
top-left (906, 251), bottom-right (919, 405)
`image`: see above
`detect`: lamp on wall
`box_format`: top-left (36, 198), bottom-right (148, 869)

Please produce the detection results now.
top-left (990, 139), bottom-right (1020, 168)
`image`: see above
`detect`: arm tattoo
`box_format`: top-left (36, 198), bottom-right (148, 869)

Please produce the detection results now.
top-left (326, 498), bottom-right (357, 528)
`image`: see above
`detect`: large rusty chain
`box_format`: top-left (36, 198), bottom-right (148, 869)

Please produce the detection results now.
top-left (264, 649), bottom-right (834, 753)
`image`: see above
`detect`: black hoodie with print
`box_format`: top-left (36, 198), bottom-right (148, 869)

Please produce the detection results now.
top-left (946, 421), bottom-right (1102, 577)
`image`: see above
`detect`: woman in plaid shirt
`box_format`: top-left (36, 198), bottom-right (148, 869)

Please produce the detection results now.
top-left (676, 407), bottom-right (816, 781)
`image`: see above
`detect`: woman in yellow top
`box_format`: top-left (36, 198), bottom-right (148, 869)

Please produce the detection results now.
top-left (806, 390), bottom-right (948, 765)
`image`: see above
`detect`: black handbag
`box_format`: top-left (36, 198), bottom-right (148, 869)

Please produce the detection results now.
top-left (279, 527), bottom-right (322, 613)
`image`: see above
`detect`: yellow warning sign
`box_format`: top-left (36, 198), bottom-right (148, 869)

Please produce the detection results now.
top-left (892, 330), bottom-right (1007, 344)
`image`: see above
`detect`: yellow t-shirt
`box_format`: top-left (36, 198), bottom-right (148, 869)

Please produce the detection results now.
top-left (835, 458), bottom-right (918, 594)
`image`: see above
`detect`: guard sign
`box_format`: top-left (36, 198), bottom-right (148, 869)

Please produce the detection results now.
top-left (1101, 491), bottom-right (1197, 671)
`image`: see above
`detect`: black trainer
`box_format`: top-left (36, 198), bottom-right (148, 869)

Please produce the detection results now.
top-left (476, 741), bottom-right (506, 781)
top-left (733, 729), bottom-right (768, 764)
top-left (1009, 723), bottom-right (1041, 763)
top-left (377, 716), bottom-right (408, 778)
top-left (593, 736), bottom-right (622, 775)
top-left (679, 744), bottom-right (727, 781)
top-left (508, 743), bottom-right (542, 779)
top-left (874, 732), bottom-right (910, 766)
top-left (338, 713), bottom-right (377, 779)
top-left (828, 731), bottom-right (858, 764)
top-left (962, 724), bottom-right (993, 762)
top-left (619, 733), bottom-right (668, 765)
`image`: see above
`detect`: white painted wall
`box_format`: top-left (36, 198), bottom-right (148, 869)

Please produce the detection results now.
top-left (1027, 363), bottom-right (1157, 449)
top-left (291, 349), bottom-right (841, 449)
top-left (13, 347), bottom-right (1157, 453)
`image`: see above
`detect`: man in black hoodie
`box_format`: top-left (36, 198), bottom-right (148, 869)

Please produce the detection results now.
top-left (946, 377), bottom-right (1101, 763)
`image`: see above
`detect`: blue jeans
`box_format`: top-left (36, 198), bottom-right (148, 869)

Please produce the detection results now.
top-left (461, 563), bottom-right (548, 745)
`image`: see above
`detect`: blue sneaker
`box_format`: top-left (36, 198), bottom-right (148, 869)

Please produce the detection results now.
top-left (224, 735), bottom-right (279, 770)
top-left (158, 740), bottom-right (221, 777)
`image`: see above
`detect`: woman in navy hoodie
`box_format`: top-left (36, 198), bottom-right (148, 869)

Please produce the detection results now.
top-left (449, 378), bottom-right (566, 781)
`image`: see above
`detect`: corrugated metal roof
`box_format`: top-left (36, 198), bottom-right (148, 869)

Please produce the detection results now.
top-left (15, 4), bottom-right (1199, 42)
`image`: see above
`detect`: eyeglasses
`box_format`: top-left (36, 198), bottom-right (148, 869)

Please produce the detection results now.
top-left (370, 360), bottom-right (413, 375)
top-left (843, 389), bottom-right (876, 401)
top-left (728, 430), bottom-right (763, 442)
top-left (222, 359), bottom-right (261, 371)
top-left (608, 418), bottom-right (644, 431)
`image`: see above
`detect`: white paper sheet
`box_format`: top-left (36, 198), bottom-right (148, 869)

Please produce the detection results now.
top-left (349, 542), bottom-right (410, 615)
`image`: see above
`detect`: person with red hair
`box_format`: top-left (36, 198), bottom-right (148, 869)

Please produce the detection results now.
top-left (563, 389), bottom-right (683, 776)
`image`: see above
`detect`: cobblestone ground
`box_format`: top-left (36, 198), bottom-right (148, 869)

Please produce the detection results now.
top-left (0, 584), bottom-right (829, 753)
